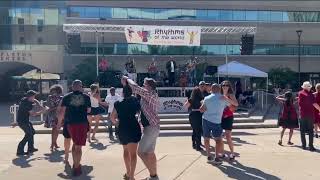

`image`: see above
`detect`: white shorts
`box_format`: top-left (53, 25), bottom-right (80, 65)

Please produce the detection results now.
top-left (138, 126), bottom-right (160, 153)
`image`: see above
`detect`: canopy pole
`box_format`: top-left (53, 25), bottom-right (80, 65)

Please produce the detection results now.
top-left (266, 76), bottom-right (268, 108)
top-left (96, 31), bottom-right (99, 78)
top-left (225, 33), bottom-right (229, 79)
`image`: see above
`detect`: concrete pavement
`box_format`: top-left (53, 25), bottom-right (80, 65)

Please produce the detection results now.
top-left (1, 127), bottom-right (320, 180)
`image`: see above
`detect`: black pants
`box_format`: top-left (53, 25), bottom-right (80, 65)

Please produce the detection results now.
top-left (189, 111), bottom-right (202, 148)
top-left (300, 119), bottom-right (314, 147)
top-left (17, 122), bottom-right (35, 153)
top-left (168, 72), bottom-right (175, 86)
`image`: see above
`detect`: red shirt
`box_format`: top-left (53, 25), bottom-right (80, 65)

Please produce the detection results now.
top-left (298, 89), bottom-right (316, 120)
top-left (314, 92), bottom-right (320, 121)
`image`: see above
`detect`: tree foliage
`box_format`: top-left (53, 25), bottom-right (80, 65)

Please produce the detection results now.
top-left (268, 67), bottom-right (297, 89)
top-left (69, 58), bottom-right (97, 87)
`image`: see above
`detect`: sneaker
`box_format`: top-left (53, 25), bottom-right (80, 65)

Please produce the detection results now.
top-left (207, 156), bottom-right (214, 163)
top-left (302, 145), bottom-right (307, 150)
top-left (16, 152), bottom-right (28, 156)
top-left (195, 146), bottom-right (203, 151)
top-left (144, 175), bottom-right (159, 180)
top-left (278, 140), bottom-right (282, 146)
top-left (72, 165), bottom-right (82, 177)
top-left (315, 134), bottom-right (319, 138)
top-left (212, 158), bottom-right (223, 165)
top-left (229, 154), bottom-right (235, 161)
top-left (309, 146), bottom-right (316, 152)
top-left (27, 148), bottom-right (38, 154)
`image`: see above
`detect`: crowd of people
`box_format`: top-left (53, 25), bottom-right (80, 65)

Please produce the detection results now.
top-left (14, 74), bottom-right (320, 179)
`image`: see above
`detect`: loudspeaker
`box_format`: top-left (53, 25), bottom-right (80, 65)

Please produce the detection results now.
top-left (240, 35), bottom-right (254, 55)
top-left (206, 66), bottom-right (217, 75)
top-left (66, 33), bottom-right (81, 54)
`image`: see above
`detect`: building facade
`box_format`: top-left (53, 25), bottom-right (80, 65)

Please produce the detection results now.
top-left (1, 1), bottom-right (320, 88)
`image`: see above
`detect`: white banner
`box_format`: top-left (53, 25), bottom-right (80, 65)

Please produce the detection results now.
top-left (125, 25), bottom-right (201, 46)
top-left (159, 97), bottom-right (188, 113)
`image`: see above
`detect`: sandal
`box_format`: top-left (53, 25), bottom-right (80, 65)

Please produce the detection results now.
top-left (229, 154), bottom-right (235, 161)
top-left (123, 174), bottom-right (129, 180)
top-left (287, 141), bottom-right (294, 145)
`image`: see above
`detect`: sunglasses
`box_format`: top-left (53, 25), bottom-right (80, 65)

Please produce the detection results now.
top-left (222, 84), bottom-right (230, 87)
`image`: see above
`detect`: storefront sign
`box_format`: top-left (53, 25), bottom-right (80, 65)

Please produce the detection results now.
top-left (159, 97), bottom-right (188, 113)
top-left (0, 51), bottom-right (32, 62)
top-left (125, 25), bottom-right (201, 46)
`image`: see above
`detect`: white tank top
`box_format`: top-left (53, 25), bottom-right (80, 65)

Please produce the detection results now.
top-left (90, 93), bottom-right (99, 108)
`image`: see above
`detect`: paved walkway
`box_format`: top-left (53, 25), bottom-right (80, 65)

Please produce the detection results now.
top-left (1, 128), bottom-right (320, 180)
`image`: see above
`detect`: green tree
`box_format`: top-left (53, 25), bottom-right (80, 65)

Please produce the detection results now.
top-left (69, 58), bottom-right (97, 87)
top-left (268, 67), bottom-right (298, 90)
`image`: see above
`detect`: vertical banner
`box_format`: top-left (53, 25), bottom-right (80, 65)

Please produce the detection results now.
top-left (125, 25), bottom-right (201, 46)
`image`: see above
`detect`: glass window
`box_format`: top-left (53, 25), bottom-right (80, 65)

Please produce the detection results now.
top-left (30, 8), bottom-right (44, 25)
top-left (194, 46), bottom-right (207, 55)
top-left (155, 9), bottom-right (168, 19)
top-left (44, 9), bottom-right (59, 25)
top-left (115, 44), bottom-right (128, 55)
top-left (207, 10), bottom-right (220, 21)
top-left (127, 8), bottom-right (141, 19)
top-left (59, 8), bottom-right (67, 24)
top-left (180, 9), bottom-right (196, 19)
top-left (128, 44), bottom-right (141, 54)
top-left (113, 8), bottom-right (127, 19)
top-left (258, 11), bottom-right (270, 22)
top-left (102, 44), bottom-right (114, 54)
top-left (158, 45), bottom-right (168, 55)
top-left (37, 37), bottom-right (43, 44)
top-left (18, 18), bottom-right (24, 32)
top-left (180, 46), bottom-right (194, 55)
top-left (8, 8), bottom-right (15, 24)
top-left (37, 19), bottom-right (44, 32)
top-left (100, 7), bottom-right (112, 19)
top-left (245, 11), bottom-right (258, 21)
top-left (196, 10), bottom-right (207, 20)
top-left (167, 46), bottom-right (182, 55)
top-left (19, 37), bottom-right (25, 44)
top-left (85, 7), bottom-right (100, 18)
top-left (205, 45), bottom-right (223, 55)
top-left (140, 44), bottom-right (149, 54)
top-left (283, 12), bottom-right (289, 22)
top-left (220, 10), bottom-right (232, 21)
top-left (270, 11), bottom-right (283, 22)
top-left (232, 10), bottom-right (245, 21)
top-left (148, 45), bottom-right (160, 55)
top-left (230, 45), bottom-right (241, 55)
top-left (167, 9), bottom-right (182, 19)
top-left (69, 7), bottom-right (85, 17)
top-left (141, 8), bottom-right (155, 19)
top-left (15, 8), bottom-right (30, 24)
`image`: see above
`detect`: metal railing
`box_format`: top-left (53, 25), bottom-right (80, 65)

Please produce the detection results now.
top-left (10, 100), bottom-right (45, 125)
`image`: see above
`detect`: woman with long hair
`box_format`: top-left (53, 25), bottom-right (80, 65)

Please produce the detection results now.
top-left (185, 87), bottom-right (203, 151)
top-left (87, 84), bottom-right (106, 142)
top-left (277, 91), bottom-right (299, 145)
top-left (313, 83), bottom-right (320, 138)
top-left (111, 85), bottom-right (141, 180)
top-left (45, 84), bottom-right (63, 151)
top-left (221, 80), bottom-right (238, 160)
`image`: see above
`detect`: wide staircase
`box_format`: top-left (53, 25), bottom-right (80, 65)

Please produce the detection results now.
top-left (33, 108), bottom-right (278, 134)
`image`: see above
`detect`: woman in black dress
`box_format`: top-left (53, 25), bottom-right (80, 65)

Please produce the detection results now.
top-left (184, 87), bottom-right (203, 151)
top-left (111, 85), bottom-right (141, 180)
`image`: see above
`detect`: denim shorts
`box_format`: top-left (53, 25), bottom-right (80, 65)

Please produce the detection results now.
top-left (202, 119), bottom-right (223, 139)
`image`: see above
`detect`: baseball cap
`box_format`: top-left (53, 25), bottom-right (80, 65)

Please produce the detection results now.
top-left (199, 81), bottom-right (206, 86)
top-left (26, 90), bottom-right (38, 97)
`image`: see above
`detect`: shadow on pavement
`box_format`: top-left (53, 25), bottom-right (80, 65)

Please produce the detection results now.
top-left (12, 155), bottom-right (38, 168)
top-left (232, 137), bottom-right (256, 146)
top-left (57, 163), bottom-right (93, 180)
top-left (43, 150), bottom-right (64, 163)
top-left (216, 160), bottom-right (281, 180)
top-left (89, 142), bottom-right (109, 151)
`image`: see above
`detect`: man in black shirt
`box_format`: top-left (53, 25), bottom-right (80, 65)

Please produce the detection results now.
top-left (58, 80), bottom-right (91, 177)
top-left (16, 90), bottom-right (45, 156)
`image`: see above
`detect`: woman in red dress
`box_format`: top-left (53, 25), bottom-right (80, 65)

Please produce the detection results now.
top-left (313, 83), bottom-right (320, 138)
top-left (276, 91), bottom-right (299, 146)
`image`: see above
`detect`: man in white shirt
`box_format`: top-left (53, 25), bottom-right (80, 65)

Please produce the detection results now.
top-left (105, 87), bottom-right (122, 139)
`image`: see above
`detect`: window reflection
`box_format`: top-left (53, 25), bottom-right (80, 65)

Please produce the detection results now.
top-left (113, 8), bottom-right (127, 19)
top-left (220, 10), bottom-right (232, 21)
top-left (246, 11), bottom-right (258, 21)
top-left (258, 11), bottom-right (270, 22)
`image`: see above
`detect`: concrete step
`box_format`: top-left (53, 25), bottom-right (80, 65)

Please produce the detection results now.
top-left (34, 119), bottom-right (277, 134)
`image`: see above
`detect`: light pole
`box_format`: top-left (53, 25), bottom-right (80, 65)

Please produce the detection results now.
top-left (296, 30), bottom-right (303, 86)
top-left (95, 31), bottom-right (99, 78)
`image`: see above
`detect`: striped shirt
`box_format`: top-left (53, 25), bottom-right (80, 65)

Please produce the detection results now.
top-left (129, 83), bottom-right (160, 127)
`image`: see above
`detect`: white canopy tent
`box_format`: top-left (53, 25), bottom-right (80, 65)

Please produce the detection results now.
top-left (218, 61), bottom-right (268, 78)
top-left (217, 61), bottom-right (269, 108)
